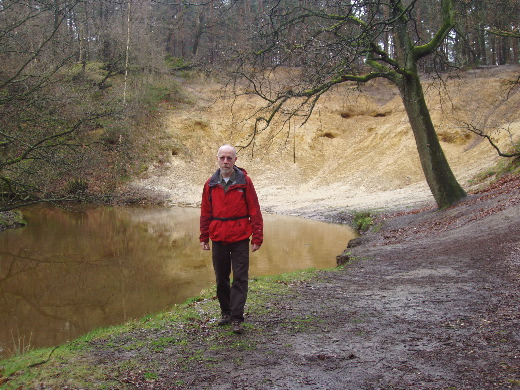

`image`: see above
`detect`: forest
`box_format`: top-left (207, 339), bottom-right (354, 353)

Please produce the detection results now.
top-left (1, 0), bottom-right (519, 211)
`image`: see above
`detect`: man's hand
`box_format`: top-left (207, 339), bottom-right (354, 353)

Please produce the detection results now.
top-left (200, 242), bottom-right (210, 250)
top-left (251, 244), bottom-right (261, 252)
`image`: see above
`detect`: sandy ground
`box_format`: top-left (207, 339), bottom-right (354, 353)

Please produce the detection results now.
top-left (94, 165), bottom-right (520, 390)
top-left (132, 65), bottom-right (520, 218)
top-left (3, 169), bottom-right (518, 390)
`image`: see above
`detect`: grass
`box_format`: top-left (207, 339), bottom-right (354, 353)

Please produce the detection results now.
top-left (0, 267), bottom-right (332, 389)
top-left (5, 331), bottom-right (32, 358)
top-left (285, 316), bottom-right (322, 332)
top-left (0, 60), bottom-right (195, 211)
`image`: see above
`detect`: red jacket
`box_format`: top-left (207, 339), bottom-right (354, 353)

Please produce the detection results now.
top-left (200, 166), bottom-right (263, 246)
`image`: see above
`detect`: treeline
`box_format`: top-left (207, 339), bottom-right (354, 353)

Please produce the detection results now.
top-left (3, 1), bottom-right (518, 76)
top-left (70, 0), bottom-right (520, 69)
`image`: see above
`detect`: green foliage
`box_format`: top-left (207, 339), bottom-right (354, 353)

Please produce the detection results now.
top-left (0, 210), bottom-right (26, 230)
top-left (139, 79), bottom-right (192, 110)
top-left (143, 371), bottom-right (159, 380)
top-left (0, 268), bottom-right (328, 387)
top-left (0, 59), bottom-right (191, 211)
top-left (67, 62), bottom-right (116, 86)
top-left (6, 332), bottom-right (32, 358)
top-left (352, 210), bottom-right (374, 233)
top-left (336, 250), bottom-right (368, 268)
top-left (164, 55), bottom-right (191, 70)
top-left (99, 125), bottom-right (125, 148)
top-left (142, 85), bottom-right (174, 108)
top-left (229, 339), bottom-right (256, 351)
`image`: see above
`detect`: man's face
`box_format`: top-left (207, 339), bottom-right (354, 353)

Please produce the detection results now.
top-left (217, 148), bottom-right (237, 177)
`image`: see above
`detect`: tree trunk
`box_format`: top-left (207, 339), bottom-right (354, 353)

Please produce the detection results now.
top-left (397, 72), bottom-right (466, 208)
top-left (192, 13), bottom-right (205, 57)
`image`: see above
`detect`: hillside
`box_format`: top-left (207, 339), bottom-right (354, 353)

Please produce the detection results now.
top-left (133, 65), bottom-right (520, 215)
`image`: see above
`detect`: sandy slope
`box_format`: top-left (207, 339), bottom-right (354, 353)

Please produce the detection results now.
top-left (134, 65), bottom-right (520, 215)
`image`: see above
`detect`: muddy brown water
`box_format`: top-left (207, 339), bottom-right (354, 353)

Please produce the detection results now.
top-left (0, 205), bottom-right (356, 359)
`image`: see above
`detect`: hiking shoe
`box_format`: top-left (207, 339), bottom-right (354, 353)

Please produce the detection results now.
top-left (218, 314), bottom-right (231, 326)
top-left (232, 320), bottom-right (243, 334)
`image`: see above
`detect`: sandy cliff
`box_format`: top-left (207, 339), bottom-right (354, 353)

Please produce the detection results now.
top-left (135, 65), bottom-right (520, 214)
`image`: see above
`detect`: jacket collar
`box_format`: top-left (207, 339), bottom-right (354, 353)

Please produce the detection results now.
top-left (209, 166), bottom-right (246, 187)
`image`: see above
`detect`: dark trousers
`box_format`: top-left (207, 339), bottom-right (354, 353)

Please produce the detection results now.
top-left (211, 239), bottom-right (249, 322)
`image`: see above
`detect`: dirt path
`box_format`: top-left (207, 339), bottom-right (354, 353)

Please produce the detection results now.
top-left (184, 175), bottom-right (519, 390)
top-left (86, 66), bottom-right (520, 388)
top-left (3, 176), bottom-right (517, 390)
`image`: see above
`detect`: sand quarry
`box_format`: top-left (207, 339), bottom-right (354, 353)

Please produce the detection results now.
top-left (134, 65), bottom-right (520, 215)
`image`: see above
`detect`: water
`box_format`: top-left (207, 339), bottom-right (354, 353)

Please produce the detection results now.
top-left (0, 205), bottom-right (356, 359)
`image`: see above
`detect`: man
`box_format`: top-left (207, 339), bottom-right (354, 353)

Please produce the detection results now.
top-left (199, 144), bottom-right (263, 334)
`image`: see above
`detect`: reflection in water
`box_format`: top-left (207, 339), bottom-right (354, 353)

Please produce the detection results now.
top-left (0, 205), bottom-right (356, 358)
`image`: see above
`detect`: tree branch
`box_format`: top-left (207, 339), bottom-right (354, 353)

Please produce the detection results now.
top-left (413, 0), bottom-right (455, 60)
top-left (462, 122), bottom-right (520, 158)
top-left (487, 27), bottom-right (520, 39)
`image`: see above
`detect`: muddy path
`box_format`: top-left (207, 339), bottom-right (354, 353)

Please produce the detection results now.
top-left (82, 176), bottom-right (519, 390)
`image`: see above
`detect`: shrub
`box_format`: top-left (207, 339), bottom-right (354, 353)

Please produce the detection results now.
top-left (66, 178), bottom-right (88, 194)
top-left (352, 210), bottom-right (374, 233)
top-left (0, 210), bottom-right (26, 230)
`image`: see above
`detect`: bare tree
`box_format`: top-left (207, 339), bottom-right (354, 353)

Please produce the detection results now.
top-left (227, 0), bottom-right (470, 209)
top-left (0, 0), bottom-right (119, 211)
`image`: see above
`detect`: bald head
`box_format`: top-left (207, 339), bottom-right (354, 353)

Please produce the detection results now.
top-left (216, 144), bottom-right (238, 178)
top-left (217, 144), bottom-right (237, 158)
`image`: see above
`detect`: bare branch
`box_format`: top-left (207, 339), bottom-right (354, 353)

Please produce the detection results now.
top-left (487, 27), bottom-right (520, 39)
top-left (461, 122), bottom-right (520, 158)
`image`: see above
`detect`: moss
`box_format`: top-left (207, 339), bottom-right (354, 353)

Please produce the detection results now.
top-left (0, 268), bottom-right (327, 386)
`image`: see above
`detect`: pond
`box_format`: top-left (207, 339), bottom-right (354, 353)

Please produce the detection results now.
top-left (0, 205), bottom-right (357, 359)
